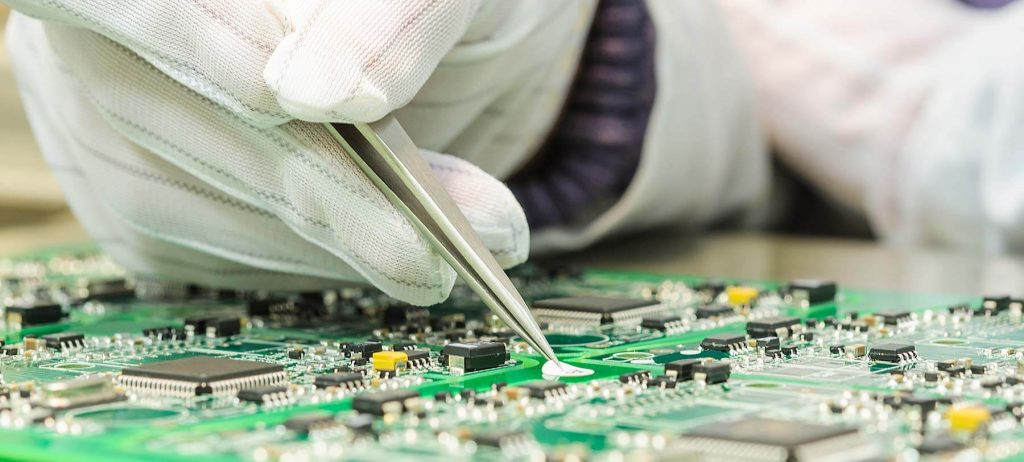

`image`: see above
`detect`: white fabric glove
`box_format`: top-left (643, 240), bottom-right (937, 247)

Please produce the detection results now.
top-left (719, 0), bottom-right (1024, 253)
top-left (3, 0), bottom-right (571, 305)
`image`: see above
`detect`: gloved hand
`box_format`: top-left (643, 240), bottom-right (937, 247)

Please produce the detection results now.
top-left (2, 0), bottom-right (577, 305)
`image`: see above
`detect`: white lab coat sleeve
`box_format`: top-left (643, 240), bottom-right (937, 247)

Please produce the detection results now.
top-left (530, 0), bottom-right (770, 253)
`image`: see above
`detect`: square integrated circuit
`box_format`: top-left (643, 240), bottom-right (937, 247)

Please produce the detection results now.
top-left (531, 296), bottom-right (665, 327)
top-left (675, 418), bottom-right (868, 461)
top-left (120, 356), bottom-right (286, 398)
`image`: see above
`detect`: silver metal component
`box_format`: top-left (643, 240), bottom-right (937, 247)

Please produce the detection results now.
top-left (325, 117), bottom-right (557, 364)
top-left (35, 374), bottom-right (121, 409)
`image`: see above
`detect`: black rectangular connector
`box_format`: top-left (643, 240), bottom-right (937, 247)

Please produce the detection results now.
top-left (440, 342), bottom-right (508, 373)
top-left (746, 317), bottom-right (801, 338)
top-left (693, 362), bottom-right (730, 384)
top-left (349, 342), bottom-right (383, 360)
top-left (211, 318), bottom-right (241, 337)
top-left (313, 372), bottom-right (364, 389)
top-left (352, 389), bottom-right (420, 416)
top-left (868, 343), bottom-right (918, 363)
top-left (41, 332), bottom-right (84, 350)
top-left (85, 279), bottom-right (134, 301)
top-left (700, 333), bottom-right (746, 353)
top-left (787, 279), bottom-right (837, 304)
top-left (696, 304), bottom-right (734, 319)
top-left (876, 311), bottom-right (911, 325)
top-left (520, 380), bottom-right (568, 399)
top-left (640, 313), bottom-right (681, 331)
top-left (665, 359), bottom-right (700, 381)
top-left (238, 385), bottom-right (288, 404)
top-left (5, 303), bottom-right (64, 327)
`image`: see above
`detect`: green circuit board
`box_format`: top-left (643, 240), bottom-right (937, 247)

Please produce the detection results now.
top-left (1, 244), bottom-right (1022, 461)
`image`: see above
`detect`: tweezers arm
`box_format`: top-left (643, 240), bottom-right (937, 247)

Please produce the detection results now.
top-left (323, 117), bottom-right (554, 361)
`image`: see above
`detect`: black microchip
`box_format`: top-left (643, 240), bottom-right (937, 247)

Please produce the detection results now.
top-left (533, 296), bottom-right (653, 313)
top-left (746, 316), bottom-right (802, 338)
top-left (472, 429), bottom-right (529, 448)
top-left (352, 389), bottom-right (420, 416)
top-left (121, 357), bottom-right (285, 396)
top-left (700, 333), bottom-right (746, 352)
top-left (787, 279), bottom-right (837, 304)
top-left (210, 318), bottom-right (241, 337)
top-left (902, 395), bottom-right (938, 414)
top-left (982, 296), bottom-right (1011, 313)
top-left (248, 299), bottom-right (327, 320)
top-left (391, 341), bottom-right (417, 351)
top-left (948, 304), bottom-right (971, 314)
top-left (868, 343), bottom-right (917, 363)
top-left (184, 317), bottom-right (215, 333)
top-left (247, 297), bottom-right (287, 317)
top-left (918, 435), bottom-right (966, 455)
top-left (782, 346), bottom-right (798, 356)
top-left (648, 376), bottom-right (677, 389)
top-left (349, 341), bottom-right (383, 360)
top-left (42, 332), bottom-right (84, 350)
top-left (876, 310), bottom-right (911, 325)
top-left (237, 385), bottom-right (288, 404)
top-left (696, 304), bottom-right (733, 319)
top-left (142, 326), bottom-right (181, 339)
top-left (440, 342), bottom-right (508, 373)
top-left (680, 419), bottom-right (859, 460)
top-left (696, 280), bottom-right (726, 296)
top-left (640, 313), bottom-right (681, 331)
top-left (283, 413), bottom-right (336, 435)
top-left (520, 380), bottom-right (568, 399)
top-left (383, 305), bottom-right (430, 330)
top-left (5, 303), bottom-right (64, 326)
top-left (665, 359), bottom-right (699, 381)
top-left (532, 296), bottom-right (660, 325)
top-left (694, 362), bottom-right (730, 384)
top-left (619, 371), bottom-right (651, 384)
top-left (946, 366), bottom-right (966, 378)
top-left (2, 345), bottom-right (18, 356)
top-left (343, 414), bottom-right (375, 434)
top-left (86, 279), bottom-right (134, 301)
top-left (313, 372), bottom-right (364, 389)
top-left (755, 336), bottom-right (780, 350)
top-left (405, 349), bottom-right (430, 365)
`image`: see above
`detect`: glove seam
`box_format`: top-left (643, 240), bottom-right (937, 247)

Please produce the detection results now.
top-left (39, 0), bottom-right (289, 120)
top-left (189, 0), bottom-right (277, 54)
top-left (92, 102), bottom-right (443, 291)
top-left (22, 84), bottom-right (325, 272)
top-left (269, 0), bottom-right (331, 94)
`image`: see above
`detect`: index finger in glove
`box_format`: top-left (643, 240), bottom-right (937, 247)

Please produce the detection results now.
top-left (3, 0), bottom-right (480, 125)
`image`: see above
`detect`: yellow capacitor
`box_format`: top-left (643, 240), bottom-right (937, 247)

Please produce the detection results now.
top-left (372, 351), bottom-right (409, 372)
top-left (726, 286), bottom-right (759, 306)
top-left (946, 406), bottom-right (991, 433)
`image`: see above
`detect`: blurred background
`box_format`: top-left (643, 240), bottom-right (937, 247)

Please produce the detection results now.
top-left (0, 5), bottom-right (86, 253)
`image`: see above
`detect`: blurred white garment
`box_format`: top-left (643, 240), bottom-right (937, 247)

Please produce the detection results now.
top-left (719, 0), bottom-right (1024, 253)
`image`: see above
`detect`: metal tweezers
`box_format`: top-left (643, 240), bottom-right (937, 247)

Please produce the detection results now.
top-left (324, 116), bottom-right (559, 365)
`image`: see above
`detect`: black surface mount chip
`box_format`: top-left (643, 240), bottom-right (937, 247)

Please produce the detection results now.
top-left (120, 357), bottom-right (286, 397)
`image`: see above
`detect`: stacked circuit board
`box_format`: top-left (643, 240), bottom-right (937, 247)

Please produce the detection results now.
top-left (1, 244), bottom-right (1023, 461)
